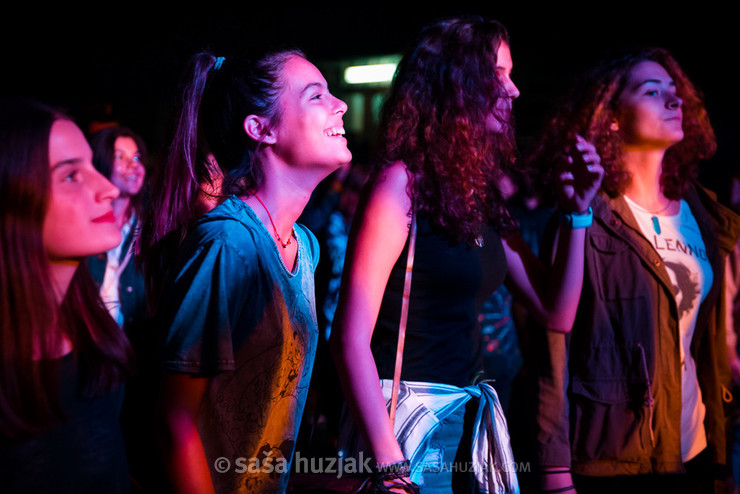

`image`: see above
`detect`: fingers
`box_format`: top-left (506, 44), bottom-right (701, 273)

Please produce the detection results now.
top-left (573, 135), bottom-right (601, 169)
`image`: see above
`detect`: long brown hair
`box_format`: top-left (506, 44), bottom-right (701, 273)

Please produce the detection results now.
top-left (529, 47), bottom-right (716, 200)
top-left (373, 16), bottom-right (518, 243)
top-left (0, 99), bottom-right (133, 439)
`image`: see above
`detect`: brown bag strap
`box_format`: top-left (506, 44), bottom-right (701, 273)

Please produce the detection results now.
top-left (389, 212), bottom-right (417, 425)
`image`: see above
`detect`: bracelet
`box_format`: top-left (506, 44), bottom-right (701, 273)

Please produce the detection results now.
top-left (559, 207), bottom-right (593, 229)
top-left (541, 469), bottom-right (571, 475)
top-left (369, 460), bottom-right (419, 493)
top-left (542, 485), bottom-right (575, 493)
top-left (374, 459), bottom-right (411, 474)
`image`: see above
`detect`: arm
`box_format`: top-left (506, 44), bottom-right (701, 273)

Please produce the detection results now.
top-left (726, 245), bottom-right (740, 385)
top-left (157, 372), bottom-right (215, 494)
top-left (504, 135), bottom-right (603, 333)
top-left (330, 162), bottom-right (411, 466)
top-left (536, 316), bottom-right (576, 493)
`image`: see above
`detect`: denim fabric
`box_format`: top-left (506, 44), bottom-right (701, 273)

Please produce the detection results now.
top-left (418, 404), bottom-right (466, 492)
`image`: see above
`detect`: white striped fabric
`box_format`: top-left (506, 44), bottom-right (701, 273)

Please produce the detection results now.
top-left (338, 379), bottom-right (520, 493)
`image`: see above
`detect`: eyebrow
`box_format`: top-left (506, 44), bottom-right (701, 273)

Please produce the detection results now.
top-left (50, 158), bottom-right (83, 171)
top-left (636, 78), bottom-right (676, 88)
top-left (301, 82), bottom-right (325, 95)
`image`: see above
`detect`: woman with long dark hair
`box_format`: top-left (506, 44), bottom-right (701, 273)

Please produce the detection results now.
top-left (87, 126), bottom-right (149, 331)
top-left (331, 17), bottom-right (603, 493)
top-left (137, 49), bottom-right (351, 493)
top-left (532, 47), bottom-right (740, 494)
top-left (0, 98), bottom-right (134, 493)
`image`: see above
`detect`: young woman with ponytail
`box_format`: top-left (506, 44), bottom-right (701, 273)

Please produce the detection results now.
top-left (137, 49), bottom-right (351, 494)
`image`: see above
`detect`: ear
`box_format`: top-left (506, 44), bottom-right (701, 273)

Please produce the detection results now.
top-left (243, 115), bottom-right (276, 145)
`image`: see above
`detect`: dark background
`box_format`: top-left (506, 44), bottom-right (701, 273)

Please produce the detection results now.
top-left (2, 3), bottom-right (737, 198)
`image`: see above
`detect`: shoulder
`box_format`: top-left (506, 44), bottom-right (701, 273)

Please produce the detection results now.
top-left (295, 223), bottom-right (320, 267)
top-left (360, 161), bottom-right (413, 217)
top-left (686, 182), bottom-right (740, 254)
top-left (182, 197), bottom-right (262, 264)
top-left (374, 161), bottom-right (411, 195)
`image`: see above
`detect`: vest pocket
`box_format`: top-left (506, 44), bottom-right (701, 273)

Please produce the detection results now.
top-left (570, 377), bottom-right (649, 462)
top-left (589, 233), bottom-right (651, 301)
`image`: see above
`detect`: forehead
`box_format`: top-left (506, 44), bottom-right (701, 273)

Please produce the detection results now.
top-left (280, 55), bottom-right (326, 93)
top-left (49, 119), bottom-right (90, 166)
top-left (114, 136), bottom-right (139, 151)
top-left (627, 60), bottom-right (673, 84)
top-left (496, 41), bottom-right (512, 69)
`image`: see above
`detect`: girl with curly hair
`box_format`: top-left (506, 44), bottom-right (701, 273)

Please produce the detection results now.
top-left (532, 48), bottom-right (740, 494)
top-left (331, 16), bottom-right (603, 493)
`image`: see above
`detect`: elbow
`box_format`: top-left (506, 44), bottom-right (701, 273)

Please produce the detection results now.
top-left (547, 321), bottom-right (575, 334)
top-left (329, 324), bottom-right (355, 373)
top-left (536, 310), bottom-right (576, 334)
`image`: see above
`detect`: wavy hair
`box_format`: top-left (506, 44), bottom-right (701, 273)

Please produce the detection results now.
top-left (529, 47), bottom-right (715, 200)
top-left (0, 99), bottom-right (133, 439)
top-left (373, 16), bottom-right (518, 243)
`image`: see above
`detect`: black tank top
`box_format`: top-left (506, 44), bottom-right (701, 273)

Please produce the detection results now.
top-left (372, 212), bottom-right (508, 387)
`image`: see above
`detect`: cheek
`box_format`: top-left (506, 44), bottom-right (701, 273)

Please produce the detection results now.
top-left (42, 196), bottom-right (120, 259)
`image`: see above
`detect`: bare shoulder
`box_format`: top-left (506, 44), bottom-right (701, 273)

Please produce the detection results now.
top-left (366, 161), bottom-right (412, 211)
top-left (374, 161), bottom-right (410, 191)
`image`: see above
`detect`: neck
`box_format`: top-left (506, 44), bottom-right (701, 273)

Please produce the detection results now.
top-left (244, 156), bottom-right (332, 238)
top-left (622, 148), bottom-right (668, 207)
top-left (244, 182), bottom-right (311, 243)
top-left (48, 259), bottom-right (79, 303)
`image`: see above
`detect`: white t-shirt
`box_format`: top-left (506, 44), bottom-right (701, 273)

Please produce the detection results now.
top-left (625, 196), bottom-right (713, 462)
top-left (100, 214), bottom-right (134, 327)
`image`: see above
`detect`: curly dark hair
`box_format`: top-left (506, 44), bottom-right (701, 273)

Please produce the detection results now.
top-left (373, 16), bottom-right (518, 243)
top-left (529, 47), bottom-right (715, 200)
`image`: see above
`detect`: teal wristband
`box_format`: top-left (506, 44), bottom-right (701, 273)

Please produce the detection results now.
top-left (559, 207), bottom-right (593, 229)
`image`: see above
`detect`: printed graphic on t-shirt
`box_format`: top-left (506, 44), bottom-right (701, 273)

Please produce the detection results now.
top-left (664, 259), bottom-right (701, 319)
top-left (647, 227), bottom-right (710, 330)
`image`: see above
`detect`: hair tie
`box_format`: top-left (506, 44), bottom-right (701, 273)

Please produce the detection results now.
top-left (213, 56), bottom-right (225, 71)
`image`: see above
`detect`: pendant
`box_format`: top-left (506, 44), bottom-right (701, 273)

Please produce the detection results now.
top-left (651, 216), bottom-right (661, 235)
top-left (475, 235), bottom-right (485, 248)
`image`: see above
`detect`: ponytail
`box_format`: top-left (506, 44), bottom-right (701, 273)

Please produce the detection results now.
top-left (137, 49), bottom-right (304, 306)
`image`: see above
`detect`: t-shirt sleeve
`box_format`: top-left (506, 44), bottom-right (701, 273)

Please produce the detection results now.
top-left (159, 232), bottom-right (254, 375)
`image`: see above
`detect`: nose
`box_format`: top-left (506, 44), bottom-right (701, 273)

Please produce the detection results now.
top-left (667, 93), bottom-right (682, 110)
top-left (334, 95), bottom-right (348, 115)
top-left (95, 169), bottom-right (120, 202)
top-left (508, 79), bottom-right (520, 100)
top-left (502, 76), bottom-right (520, 100)
top-left (118, 156), bottom-right (141, 171)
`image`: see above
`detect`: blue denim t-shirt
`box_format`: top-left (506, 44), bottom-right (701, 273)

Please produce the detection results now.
top-left (159, 195), bottom-right (319, 494)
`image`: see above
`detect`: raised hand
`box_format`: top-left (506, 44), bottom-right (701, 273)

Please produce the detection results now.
top-left (556, 134), bottom-right (604, 213)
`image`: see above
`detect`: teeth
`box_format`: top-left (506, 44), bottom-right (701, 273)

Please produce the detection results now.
top-left (325, 127), bottom-right (345, 137)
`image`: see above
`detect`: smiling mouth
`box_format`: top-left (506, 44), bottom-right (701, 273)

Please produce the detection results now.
top-left (325, 126), bottom-right (346, 137)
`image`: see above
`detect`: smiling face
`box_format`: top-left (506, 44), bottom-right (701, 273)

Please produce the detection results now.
top-left (110, 136), bottom-right (145, 198)
top-left (42, 119), bottom-right (122, 262)
top-left (268, 55), bottom-right (352, 172)
top-left (617, 60), bottom-right (684, 150)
